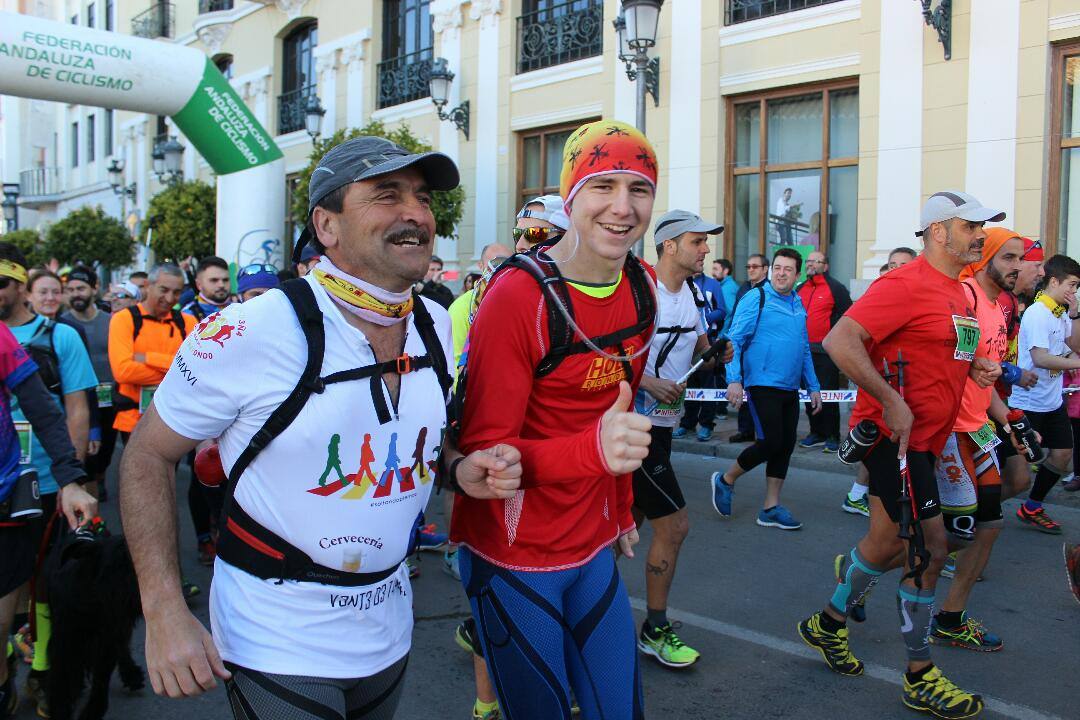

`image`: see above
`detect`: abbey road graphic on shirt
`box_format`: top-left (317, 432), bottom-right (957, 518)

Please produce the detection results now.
top-left (309, 427), bottom-right (436, 499)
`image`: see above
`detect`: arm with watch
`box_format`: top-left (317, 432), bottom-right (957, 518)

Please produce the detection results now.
top-left (439, 434), bottom-right (523, 499)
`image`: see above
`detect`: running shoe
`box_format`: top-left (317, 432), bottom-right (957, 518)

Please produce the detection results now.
top-left (757, 505), bottom-right (802, 530)
top-left (728, 432), bottom-right (754, 443)
top-left (455, 618), bottom-right (480, 656)
top-left (13, 624), bottom-right (33, 664)
top-left (823, 439), bottom-right (839, 453)
top-left (637, 621), bottom-right (700, 669)
top-left (930, 613), bottom-right (1002, 652)
top-left (197, 539), bottom-right (217, 567)
top-left (797, 612), bottom-right (862, 676)
top-left (25, 671), bottom-right (48, 719)
top-left (443, 549), bottom-right (461, 581)
top-left (710, 472), bottom-right (732, 518)
top-left (1065, 542), bottom-right (1080, 605)
top-left (833, 554), bottom-right (868, 624)
top-left (1063, 476), bottom-right (1080, 492)
top-left (417, 523), bottom-right (448, 552)
top-left (901, 665), bottom-right (983, 719)
top-left (1016, 505), bottom-right (1063, 534)
top-left (406, 554), bottom-right (420, 578)
top-left (841, 495), bottom-right (870, 517)
top-left (472, 702), bottom-right (501, 720)
top-left (672, 427), bottom-right (689, 440)
top-left (800, 433), bottom-right (825, 449)
top-left (696, 426), bottom-right (713, 442)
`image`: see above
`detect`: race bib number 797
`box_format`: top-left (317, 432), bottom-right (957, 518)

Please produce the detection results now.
top-left (951, 315), bottom-right (980, 362)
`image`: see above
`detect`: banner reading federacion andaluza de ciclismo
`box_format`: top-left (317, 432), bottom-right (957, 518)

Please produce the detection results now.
top-left (0, 11), bottom-right (281, 175)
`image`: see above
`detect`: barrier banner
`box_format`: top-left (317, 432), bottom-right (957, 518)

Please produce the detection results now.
top-left (684, 389), bottom-right (859, 403)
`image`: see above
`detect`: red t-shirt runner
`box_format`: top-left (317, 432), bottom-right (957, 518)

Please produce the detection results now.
top-left (451, 263), bottom-right (654, 571)
top-left (846, 256), bottom-right (977, 455)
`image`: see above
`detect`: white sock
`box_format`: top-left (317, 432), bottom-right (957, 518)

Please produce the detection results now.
top-left (848, 482), bottom-right (868, 501)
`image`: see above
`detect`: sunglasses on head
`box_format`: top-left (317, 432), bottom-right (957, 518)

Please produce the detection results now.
top-left (239, 263), bottom-right (278, 276)
top-left (1022, 239), bottom-right (1042, 259)
top-left (512, 226), bottom-right (563, 244)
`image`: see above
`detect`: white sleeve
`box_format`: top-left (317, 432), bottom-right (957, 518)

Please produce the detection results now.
top-left (153, 303), bottom-right (262, 441)
top-left (1021, 307), bottom-right (1051, 352)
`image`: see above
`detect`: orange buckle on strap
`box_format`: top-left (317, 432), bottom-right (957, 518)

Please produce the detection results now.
top-left (396, 354), bottom-right (412, 374)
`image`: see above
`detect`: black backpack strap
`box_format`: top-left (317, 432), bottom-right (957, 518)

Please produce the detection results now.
top-left (223, 279), bottom-right (325, 509)
top-left (411, 294), bottom-right (452, 398)
top-left (127, 305), bottom-right (143, 341)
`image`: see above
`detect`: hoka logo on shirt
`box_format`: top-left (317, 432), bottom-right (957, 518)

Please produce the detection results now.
top-left (307, 427), bottom-right (436, 503)
top-left (581, 345), bottom-right (637, 391)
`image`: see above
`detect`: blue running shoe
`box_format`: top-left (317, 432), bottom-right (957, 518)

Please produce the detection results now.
top-left (710, 472), bottom-right (732, 518)
top-left (757, 505), bottom-right (802, 530)
top-left (672, 427), bottom-right (689, 439)
top-left (823, 439), bottom-right (839, 453)
top-left (418, 523), bottom-right (448, 552)
top-left (800, 434), bottom-right (824, 449)
top-left (696, 426), bottom-right (713, 442)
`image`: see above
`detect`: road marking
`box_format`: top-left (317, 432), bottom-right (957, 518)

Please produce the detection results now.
top-left (628, 597), bottom-right (1065, 720)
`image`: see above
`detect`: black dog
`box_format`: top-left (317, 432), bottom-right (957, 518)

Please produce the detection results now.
top-left (45, 527), bottom-right (145, 720)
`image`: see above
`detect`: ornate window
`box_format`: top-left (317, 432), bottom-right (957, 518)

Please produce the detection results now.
top-left (279, 22), bottom-right (318, 135)
top-left (516, 0), bottom-right (603, 75)
top-left (725, 0), bottom-right (846, 26)
top-left (378, 0), bottom-right (433, 109)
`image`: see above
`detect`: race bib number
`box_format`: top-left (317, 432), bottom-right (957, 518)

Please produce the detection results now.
top-left (14, 422), bottom-right (32, 465)
top-left (951, 315), bottom-right (980, 362)
top-left (139, 385), bottom-right (158, 414)
top-left (967, 422), bottom-right (1001, 453)
top-left (652, 389), bottom-right (686, 417)
top-left (96, 383), bottom-right (113, 408)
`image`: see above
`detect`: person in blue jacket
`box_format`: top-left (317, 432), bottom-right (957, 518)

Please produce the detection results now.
top-left (710, 247), bottom-right (821, 530)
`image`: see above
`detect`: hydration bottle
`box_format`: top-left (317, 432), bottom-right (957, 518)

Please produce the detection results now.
top-left (838, 420), bottom-right (880, 466)
top-left (1006, 409), bottom-right (1045, 464)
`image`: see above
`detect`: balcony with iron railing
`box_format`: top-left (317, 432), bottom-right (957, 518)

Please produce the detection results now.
top-left (516, 0), bottom-right (603, 75)
top-left (725, 0), bottom-right (846, 25)
top-left (376, 50), bottom-right (433, 109)
top-left (199, 0), bottom-right (233, 12)
top-left (18, 168), bottom-right (64, 205)
top-left (277, 85), bottom-right (316, 135)
top-left (131, 2), bottom-right (175, 38)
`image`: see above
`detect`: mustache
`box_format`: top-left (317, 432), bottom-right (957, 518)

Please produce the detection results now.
top-left (385, 227), bottom-right (431, 245)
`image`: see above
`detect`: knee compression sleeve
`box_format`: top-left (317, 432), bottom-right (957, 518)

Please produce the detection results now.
top-left (828, 548), bottom-right (885, 617)
top-left (896, 586), bottom-right (935, 663)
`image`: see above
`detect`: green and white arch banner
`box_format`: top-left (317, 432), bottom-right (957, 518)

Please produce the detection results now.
top-left (0, 11), bottom-right (286, 265)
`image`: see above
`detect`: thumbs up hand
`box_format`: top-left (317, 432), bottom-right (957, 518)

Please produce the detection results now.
top-left (599, 381), bottom-right (652, 475)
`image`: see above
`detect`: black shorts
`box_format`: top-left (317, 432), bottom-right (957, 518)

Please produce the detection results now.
top-left (632, 426), bottom-right (685, 520)
top-left (1023, 403), bottom-right (1073, 450)
top-left (0, 522), bottom-right (38, 597)
top-left (863, 437), bottom-right (941, 523)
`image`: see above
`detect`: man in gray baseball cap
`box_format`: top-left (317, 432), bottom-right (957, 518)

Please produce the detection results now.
top-left (915, 190), bottom-right (1005, 238)
top-left (513, 194), bottom-right (569, 252)
top-left (292, 135), bottom-right (460, 263)
top-left (652, 209), bottom-right (723, 247)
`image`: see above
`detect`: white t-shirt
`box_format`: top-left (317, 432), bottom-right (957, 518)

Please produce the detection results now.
top-left (634, 280), bottom-right (706, 427)
top-left (1010, 301), bottom-right (1073, 413)
top-left (153, 274), bottom-right (452, 678)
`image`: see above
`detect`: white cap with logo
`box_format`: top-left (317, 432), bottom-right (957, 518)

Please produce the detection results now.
top-left (915, 190), bottom-right (1005, 237)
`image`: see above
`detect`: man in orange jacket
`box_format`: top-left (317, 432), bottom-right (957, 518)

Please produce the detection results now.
top-left (108, 264), bottom-right (196, 438)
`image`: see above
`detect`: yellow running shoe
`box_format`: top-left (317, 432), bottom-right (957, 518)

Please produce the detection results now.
top-left (902, 665), bottom-right (983, 718)
top-left (797, 612), bottom-right (863, 676)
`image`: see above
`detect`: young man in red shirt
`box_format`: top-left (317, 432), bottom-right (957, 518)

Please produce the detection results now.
top-left (451, 119), bottom-right (657, 720)
top-left (798, 191), bottom-right (1003, 719)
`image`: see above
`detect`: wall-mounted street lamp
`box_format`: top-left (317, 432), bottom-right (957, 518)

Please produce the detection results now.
top-left (107, 159), bottom-right (137, 199)
top-left (305, 94), bottom-right (326, 140)
top-left (429, 57), bottom-right (470, 140)
top-left (1, 183), bottom-right (19, 232)
top-left (152, 136), bottom-right (185, 185)
top-left (920, 0), bottom-right (951, 60)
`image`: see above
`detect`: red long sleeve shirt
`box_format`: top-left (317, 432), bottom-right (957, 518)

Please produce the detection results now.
top-left (451, 263), bottom-right (654, 571)
top-left (797, 274), bottom-right (834, 344)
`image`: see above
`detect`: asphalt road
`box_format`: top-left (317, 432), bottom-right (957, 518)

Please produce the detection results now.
top-left (18, 448), bottom-right (1078, 720)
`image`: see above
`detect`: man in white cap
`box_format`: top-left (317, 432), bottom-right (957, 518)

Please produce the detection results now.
top-left (798, 190), bottom-right (1004, 719)
top-left (633, 210), bottom-right (727, 670)
top-left (513, 194), bottom-right (569, 253)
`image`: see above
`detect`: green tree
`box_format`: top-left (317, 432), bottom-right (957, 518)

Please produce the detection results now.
top-left (146, 180), bottom-right (217, 261)
top-left (44, 206), bottom-right (134, 268)
top-left (2, 229), bottom-right (48, 268)
top-left (291, 121), bottom-right (466, 238)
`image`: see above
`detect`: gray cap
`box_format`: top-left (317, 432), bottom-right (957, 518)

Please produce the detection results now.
top-left (517, 194), bottom-right (569, 231)
top-left (293, 136), bottom-right (460, 261)
top-left (915, 190), bottom-right (1005, 237)
top-left (653, 210), bottom-right (724, 246)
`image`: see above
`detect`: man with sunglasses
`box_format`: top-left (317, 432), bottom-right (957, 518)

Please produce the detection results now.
top-left (513, 194), bottom-right (568, 253)
top-left (237, 264), bottom-right (281, 302)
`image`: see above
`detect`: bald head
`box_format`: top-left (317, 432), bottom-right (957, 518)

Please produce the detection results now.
top-left (479, 243), bottom-right (513, 269)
